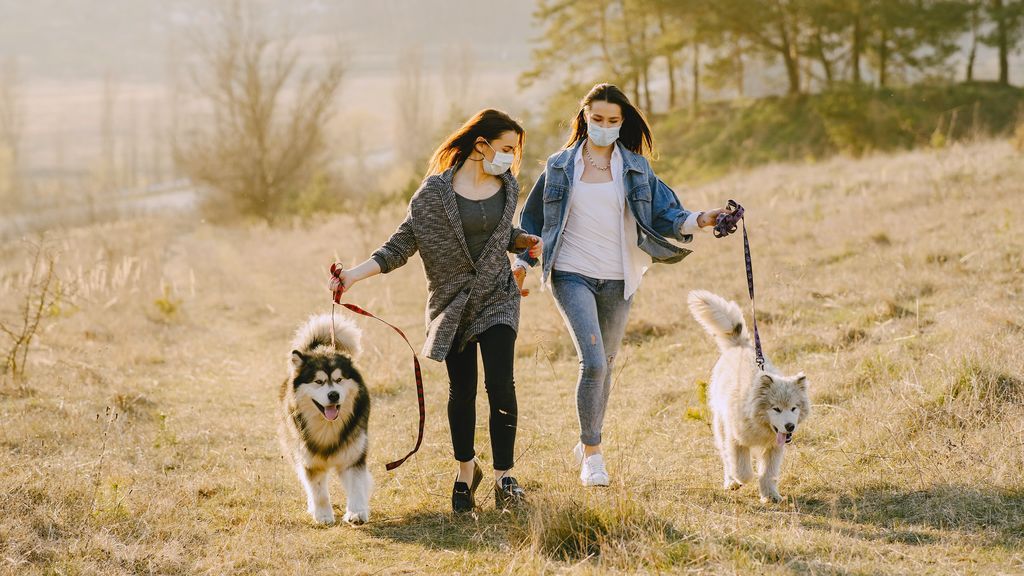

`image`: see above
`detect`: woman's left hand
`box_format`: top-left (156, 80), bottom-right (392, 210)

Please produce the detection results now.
top-left (514, 234), bottom-right (543, 258)
top-left (698, 209), bottom-right (728, 228)
top-left (513, 265), bottom-right (530, 297)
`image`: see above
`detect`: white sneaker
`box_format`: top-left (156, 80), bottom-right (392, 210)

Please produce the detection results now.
top-left (576, 445), bottom-right (610, 487)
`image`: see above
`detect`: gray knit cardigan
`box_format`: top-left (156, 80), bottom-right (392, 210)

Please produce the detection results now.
top-left (372, 167), bottom-right (525, 361)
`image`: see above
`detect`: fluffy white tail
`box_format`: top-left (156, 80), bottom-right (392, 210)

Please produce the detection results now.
top-left (687, 290), bottom-right (749, 351)
top-left (291, 313), bottom-right (362, 356)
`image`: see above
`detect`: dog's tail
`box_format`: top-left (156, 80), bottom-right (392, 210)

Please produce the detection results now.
top-left (291, 313), bottom-right (362, 357)
top-left (687, 290), bottom-right (750, 351)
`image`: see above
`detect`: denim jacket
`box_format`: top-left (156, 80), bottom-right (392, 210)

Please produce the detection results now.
top-left (516, 141), bottom-right (694, 285)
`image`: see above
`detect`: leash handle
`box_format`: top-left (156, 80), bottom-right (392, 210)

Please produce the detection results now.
top-left (329, 263), bottom-right (425, 471)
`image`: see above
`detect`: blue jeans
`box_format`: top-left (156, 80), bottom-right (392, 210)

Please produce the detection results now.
top-left (550, 270), bottom-right (633, 446)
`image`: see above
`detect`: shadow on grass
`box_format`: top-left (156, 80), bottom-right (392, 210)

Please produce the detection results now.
top-left (365, 509), bottom-right (528, 553)
top-left (365, 499), bottom-right (701, 569)
top-left (719, 535), bottom-right (864, 576)
top-left (795, 483), bottom-right (1024, 548)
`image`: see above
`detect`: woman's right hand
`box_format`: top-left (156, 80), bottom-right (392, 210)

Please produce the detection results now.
top-left (329, 265), bottom-right (357, 297)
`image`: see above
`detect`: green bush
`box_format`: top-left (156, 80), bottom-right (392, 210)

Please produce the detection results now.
top-left (653, 82), bottom-right (1024, 184)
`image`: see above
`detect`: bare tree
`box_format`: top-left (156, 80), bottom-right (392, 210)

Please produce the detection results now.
top-left (175, 1), bottom-right (346, 221)
top-left (0, 57), bottom-right (23, 209)
top-left (441, 44), bottom-right (475, 117)
top-left (395, 45), bottom-right (433, 169)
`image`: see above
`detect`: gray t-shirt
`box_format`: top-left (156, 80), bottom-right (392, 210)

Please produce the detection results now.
top-left (455, 185), bottom-right (506, 261)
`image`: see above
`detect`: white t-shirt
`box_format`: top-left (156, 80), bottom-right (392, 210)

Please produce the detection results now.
top-left (517, 144), bottom-right (707, 300)
top-left (553, 178), bottom-right (626, 280)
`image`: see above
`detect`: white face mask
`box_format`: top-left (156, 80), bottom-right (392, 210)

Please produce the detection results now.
top-left (587, 120), bottom-right (621, 147)
top-left (480, 140), bottom-right (514, 175)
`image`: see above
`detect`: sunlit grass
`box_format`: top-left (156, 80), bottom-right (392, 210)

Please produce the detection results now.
top-left (1, 140), bottom-right (1023, 574)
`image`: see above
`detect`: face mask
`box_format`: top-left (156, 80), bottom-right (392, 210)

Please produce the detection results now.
top-left (587, 121), bottom-right (621, 147)
top-left (480, 141), bottom-right (514, 175)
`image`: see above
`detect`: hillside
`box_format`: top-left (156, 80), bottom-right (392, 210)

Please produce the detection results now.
top-left (654, 82), bottom-right (1024, 182)
top-left (1, 140), bottom-right (1023, 574)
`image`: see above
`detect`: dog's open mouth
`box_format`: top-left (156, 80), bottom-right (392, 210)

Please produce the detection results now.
top-left (775, 432), bottom-right (794, 446)
top-left (312, 399), bottom-right (341, 421)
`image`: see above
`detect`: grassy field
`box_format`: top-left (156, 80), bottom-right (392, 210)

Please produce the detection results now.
top-left (2, 139), bottom-right (1023, 575)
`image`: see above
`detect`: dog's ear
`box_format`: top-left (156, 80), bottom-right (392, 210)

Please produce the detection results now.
top-left (290, 350), bottom-right (305, 372)
top-left (758, 374), bottom-right (774, 388)
top-left (794, 373), bottom-right (808, 389)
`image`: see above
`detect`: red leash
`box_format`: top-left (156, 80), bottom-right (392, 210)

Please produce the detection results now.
top-left (330, 263), bottom-right (424, 471)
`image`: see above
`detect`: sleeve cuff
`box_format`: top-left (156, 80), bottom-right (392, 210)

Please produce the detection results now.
top-left (681, 211), bottom-right (710, 235)
top-left (370, 253), bottom-right (390, 274)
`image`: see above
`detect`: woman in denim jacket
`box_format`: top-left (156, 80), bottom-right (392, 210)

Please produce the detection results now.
top-left (513, 83), bottom-right (726, 487)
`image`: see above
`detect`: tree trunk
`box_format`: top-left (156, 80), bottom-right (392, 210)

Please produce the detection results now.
top-left (691, 42), bottom-right (700, 114)
top-left (735, 36), bottom-right (745, 97)
top-left (852, 14), bottom-right (863, 85)
top-left (993, 0), bottom-right (1010, 84)
top-left (667, 51), bottom-right (677, 108)
top-left (815, 30), bottom-right (833, 87)
top-left (637, 13), bottom-right (652, 112)
top-left (878, 28), bottom-right (889, 87)
top-left (966, 1), bottom-right (979, 81)
top-left (779, 18), bottom-right (801, 94)
top-left (642, 63), bottom-right (652, 112)
top-left (658, 10), bottom-right (677, 108)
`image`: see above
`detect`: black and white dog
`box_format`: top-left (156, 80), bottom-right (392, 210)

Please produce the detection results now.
top-left (278, 313), bottom-right (371, 524)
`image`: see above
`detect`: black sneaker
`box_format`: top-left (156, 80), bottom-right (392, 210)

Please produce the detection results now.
top-left (494, 476), bottom-right (526, 509)
top-left (451, 460), bottom-right (483, 513)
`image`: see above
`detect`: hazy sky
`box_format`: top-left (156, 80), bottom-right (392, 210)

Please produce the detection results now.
top-left (0, 0), bottom-right (538, 81)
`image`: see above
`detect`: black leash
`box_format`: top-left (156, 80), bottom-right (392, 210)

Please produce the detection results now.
top-left (714, 200), bottom-right (766, 370)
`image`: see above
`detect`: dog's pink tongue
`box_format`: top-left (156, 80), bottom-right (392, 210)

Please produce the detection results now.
top-left (324, 405), bottom-right (340, 421)
top-left (776, 432), bottom-right (787, 447)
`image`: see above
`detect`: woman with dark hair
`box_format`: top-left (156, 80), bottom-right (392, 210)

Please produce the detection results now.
top-left (332, 109), bottom-right (541, 512)
top-left (513, 83), bottom-right (726, 487)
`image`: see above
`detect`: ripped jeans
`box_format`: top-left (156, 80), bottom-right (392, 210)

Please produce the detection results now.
top-left (550, 270), bottom-right (633, 446)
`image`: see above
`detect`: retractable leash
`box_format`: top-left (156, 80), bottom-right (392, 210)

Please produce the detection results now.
top-left (713, 200), bottom-right (766, 371)
top-left (330, 263), bottom-right (425, 471)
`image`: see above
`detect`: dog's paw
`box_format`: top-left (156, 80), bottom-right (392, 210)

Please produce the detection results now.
top-left (311, 508), bottom-right (336, 524)
top-left (759, 490), bottom-right (783, 504)
top-left (343, 510), bottom-right (369, 525)
top-left (724, 479), bottom-right (743, 490)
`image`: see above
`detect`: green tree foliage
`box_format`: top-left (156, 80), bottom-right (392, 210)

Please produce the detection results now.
top-left (525, 0), bottom-right (1017, 106)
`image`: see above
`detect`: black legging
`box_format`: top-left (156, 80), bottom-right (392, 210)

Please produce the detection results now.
top-left (445, 323), bottom-right (518, 471)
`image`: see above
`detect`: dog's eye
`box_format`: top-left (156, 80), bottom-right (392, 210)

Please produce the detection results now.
top-left (791, 407), bottom-right (797, 412)
top-left (773, 407), bottom-right (782, 413)
top-left (314, 380), bottom-right (326, 386)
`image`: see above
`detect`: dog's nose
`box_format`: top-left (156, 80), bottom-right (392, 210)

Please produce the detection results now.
top-left (785, 423), bottom-right (795, 432)
top-left (327, 390), bottom-right (340, 403)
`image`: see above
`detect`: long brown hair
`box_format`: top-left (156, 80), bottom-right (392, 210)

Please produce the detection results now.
top-left (564, 83), bottom-right (654, 156)
top-left (427, 109), bottom-right (526, 176)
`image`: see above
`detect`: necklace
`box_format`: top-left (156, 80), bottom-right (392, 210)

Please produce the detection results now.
top-left (584, 143), bottom-right (610, 171)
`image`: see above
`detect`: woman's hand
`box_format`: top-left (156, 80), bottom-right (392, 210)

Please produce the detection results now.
top-left (328, 259), bottom-right (382, 301)
top-left (512, 265), bottom-right (530, 297)
top-left (697, 208), bottom-right (728, 228)
top-left (328, 265), bottom-right (357, 296)
top-left (514, 234), bottom-right (543, 258)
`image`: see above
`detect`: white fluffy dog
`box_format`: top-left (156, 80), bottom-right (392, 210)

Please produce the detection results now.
top-left (688, 290), bottom-right (810, 503)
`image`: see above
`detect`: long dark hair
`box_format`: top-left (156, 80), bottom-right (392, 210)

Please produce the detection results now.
top-left (564, 83), bottom-right (654, 156)
top-left (427, 109), bottom-right (526, 176)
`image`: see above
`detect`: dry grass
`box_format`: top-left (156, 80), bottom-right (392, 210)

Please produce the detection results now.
top-left (2, 140), bottom-right (1023, 575)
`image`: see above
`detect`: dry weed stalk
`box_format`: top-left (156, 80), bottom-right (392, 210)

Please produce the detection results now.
top-left (1, 239), bottom-right (62, 380)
